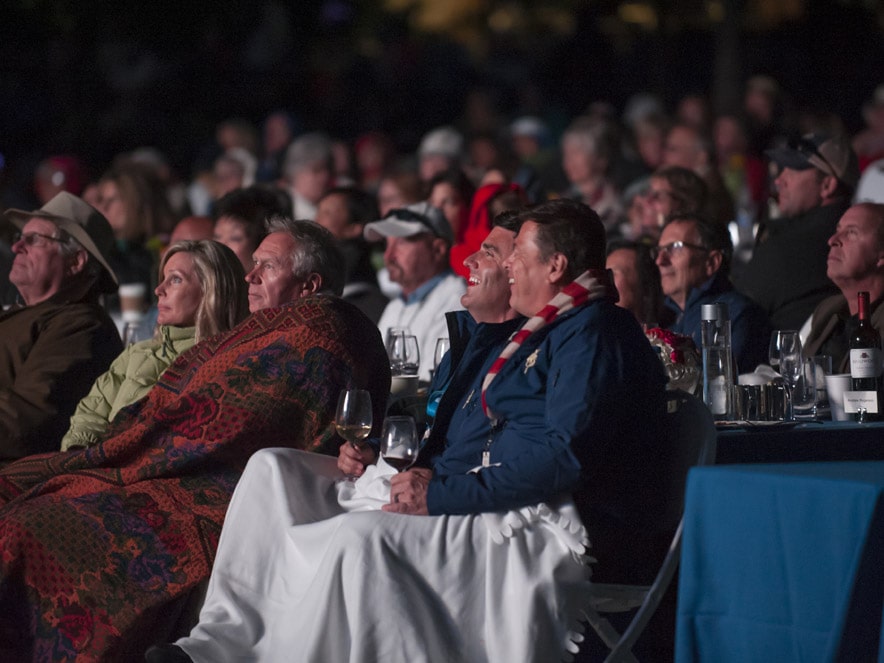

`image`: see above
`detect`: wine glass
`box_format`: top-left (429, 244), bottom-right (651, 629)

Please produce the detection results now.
top-left (434, 337), bottom-right (450, 372)
top-left (388, 332), bottom-right (420, 377)
top-left (768, 330), bottom-right (786, 371)
top-left (379, 415), bottom-right (419, 472)
top-left (335, 389), bottom-right (373, 451)
top-left (771, 330), bottom-right (803, 420)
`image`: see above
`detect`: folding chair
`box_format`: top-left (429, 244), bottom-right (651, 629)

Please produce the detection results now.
top-left (581, 389), bottom-right (717, 662)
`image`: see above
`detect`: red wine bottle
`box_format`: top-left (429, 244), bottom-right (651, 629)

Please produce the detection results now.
top-left (849, 291), bottom-right (882, 421)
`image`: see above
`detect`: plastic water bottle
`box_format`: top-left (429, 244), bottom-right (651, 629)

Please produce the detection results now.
top-left (701, 303), bottom-right (735, 420)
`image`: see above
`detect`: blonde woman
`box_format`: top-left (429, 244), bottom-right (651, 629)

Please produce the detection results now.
top-left (61, 240), bottom-right (248, 450)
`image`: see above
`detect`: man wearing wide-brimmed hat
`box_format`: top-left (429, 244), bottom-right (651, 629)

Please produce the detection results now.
top-left (0, 191), bottom-right (122, 462)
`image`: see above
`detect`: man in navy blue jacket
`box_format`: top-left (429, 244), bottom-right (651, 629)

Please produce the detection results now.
top-left (151, 200), bottom-right (669, 663)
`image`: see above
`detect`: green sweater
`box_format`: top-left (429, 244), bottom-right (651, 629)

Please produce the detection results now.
top-left (60, 325), bottom-right (197, 450)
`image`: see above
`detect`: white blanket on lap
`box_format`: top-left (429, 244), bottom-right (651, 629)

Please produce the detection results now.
top-left (177, 448), bottom-right (593, 663)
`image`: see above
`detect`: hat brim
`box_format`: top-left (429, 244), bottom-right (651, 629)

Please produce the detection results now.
top-left (764, 147), bottom-right (814, 171)
top-left (364, 219), bottom-right (432, 243)
top-left (5, 208), bottom-right (119, 290)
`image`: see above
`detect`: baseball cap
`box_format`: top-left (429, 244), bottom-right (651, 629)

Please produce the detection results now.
top-left (5, 191), bottom-right (119, 293)
top-left (765, 133), bottom-right (860, 191)
top-left (363, 202), bottom-right (454, 245)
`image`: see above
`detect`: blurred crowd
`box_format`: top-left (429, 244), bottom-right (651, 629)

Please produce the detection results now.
top-left (3, 74), bottom-right (884, 339)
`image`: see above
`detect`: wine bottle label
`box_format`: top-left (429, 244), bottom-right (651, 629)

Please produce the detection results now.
top-left (850, 348), bottom-right (883, 378)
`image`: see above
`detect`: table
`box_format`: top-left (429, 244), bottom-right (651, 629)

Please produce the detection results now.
top-left (675, 462), bottom-right (884, 662)
top-left (715, 420), bottom-right (884, 464)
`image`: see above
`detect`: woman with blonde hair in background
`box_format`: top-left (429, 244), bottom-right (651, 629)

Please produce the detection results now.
top-left (61, 240), bottom-right (248, 450)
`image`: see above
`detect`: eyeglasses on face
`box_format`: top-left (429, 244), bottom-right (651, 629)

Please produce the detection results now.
top-left (12, 231), bottom-right (65, 248)
top-left (650, 240), bottom-right (708, 260)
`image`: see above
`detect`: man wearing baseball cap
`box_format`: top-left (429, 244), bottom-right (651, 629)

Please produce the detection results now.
top-left (365, 201), bottom-right (465, 381)
top-left (735, 132), bottom-right (860, 330)
top-left (0, 191), bottom-right (122, 462)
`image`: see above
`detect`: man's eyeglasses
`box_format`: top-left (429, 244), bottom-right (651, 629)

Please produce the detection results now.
top-left (788, 136), bottom-right (839, 181)
top-left (12, 231), bottom-right (65, 248)
top-left (650, 241), bottom-right (708, 260)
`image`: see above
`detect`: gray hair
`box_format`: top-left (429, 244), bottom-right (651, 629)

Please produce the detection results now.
top-left (55, 228), bottom-right (105, 283)
top-left (284, 132), bottom-right (333, 179)
top-left (264, 216), bottom-right (345, 296)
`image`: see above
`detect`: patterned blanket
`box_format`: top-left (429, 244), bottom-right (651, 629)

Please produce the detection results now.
top-left (0, 296), bottom-right (390, 662)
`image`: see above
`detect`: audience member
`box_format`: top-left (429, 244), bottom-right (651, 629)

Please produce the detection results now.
top-left (245, 216), bottom-right (346, 312)
top-left (803, 202), bottom-right (884, 371)
top-left (560, 116), bottom-right (624, 234)
top-left (606, 237), bottom-right (669, 328)
top-left (628, 165), bottom-right (708, 240)
top-left (212, 184), bottom-right (292, 272)
top-left (1, 192), bottom-right (122, 462)
top-left (168, 216), bottom-right (215, 245)
top-left (33, 155), bottom-right (88, 205)
top-left (365, 202), bottom-right (466, 381)
top-left (450, 181), bottom-right (527, 279)
top-left (416, 125), bottom-right (464, 183)
top-left (654, 213), bottom-right (770, 373)
top-left (153, 198), bottom-right (667, 663)
top-left (735, 133), bottom-right (860, 329)
top-left (283, 131), bottom-right (333, 220)
top-left (255, 110), bottom-right (298, 184)
top-left (314, 187), bottom-right (388, 323)
top-left (0, 218), bottom-right (390, 661)
top-left (662, 122), bottom-right (735, 227)
top-left (211, 148), bottom-right (257, 200)
top-left (509, 115), bottom-right (560, 201)
top-left (376, 169), bottom-right (424, 218)
top-left (853, 84), bottom-right (884, 171)
top-left (428, 167), bottom-right (475, 243)
top-left (62, 240), bottom-right (247, 450)
top-left (354, 131), bottom-right (396, 195)
top-left (96, 162), bottom-right (174, 310)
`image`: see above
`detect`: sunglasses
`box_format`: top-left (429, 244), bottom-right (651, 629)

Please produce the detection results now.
top-left (787, 136), bottom-right (839, 181)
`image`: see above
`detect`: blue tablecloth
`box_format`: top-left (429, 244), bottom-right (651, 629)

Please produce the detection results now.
top-left (676, 462), bottom-right (884, 662)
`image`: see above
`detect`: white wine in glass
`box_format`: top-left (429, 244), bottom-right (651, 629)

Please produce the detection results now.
top-left (335, 390), bottom-right (373, 450)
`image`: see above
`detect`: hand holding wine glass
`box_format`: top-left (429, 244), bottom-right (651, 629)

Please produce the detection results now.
top-left (335, 389), bottom-right (373, 451)
top-left (380, 416), bottom-right (418, 472)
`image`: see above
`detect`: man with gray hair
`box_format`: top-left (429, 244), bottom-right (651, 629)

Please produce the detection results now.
top-left (283, 132), bottom-right (333, 220)
top-left (804, 202), bottom-right (884, 371)
top-left (1, 192), bottom-right (122, 461)
top-left (245, 216), bottom-right (345, 313)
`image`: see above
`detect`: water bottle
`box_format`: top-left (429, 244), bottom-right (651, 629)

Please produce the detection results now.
top-left (701, 303), bottom-right (735, 420)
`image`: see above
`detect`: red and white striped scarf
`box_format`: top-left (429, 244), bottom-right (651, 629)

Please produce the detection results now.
top-left (480, 268), bottom-right (616, 422)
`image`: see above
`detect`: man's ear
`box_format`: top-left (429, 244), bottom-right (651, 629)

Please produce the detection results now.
top-left (67, 250), bottom-right (89, 277)
top-left (431, 238), bottom-right (449, 262)
top-left (547, 252), bottom-right (569, 285)
top-left (302, 272), bottom-right (323, 295)
top-left (705, 249), bottom-right (723, 277)
top-left (819, 174), bottom-right (839, 199)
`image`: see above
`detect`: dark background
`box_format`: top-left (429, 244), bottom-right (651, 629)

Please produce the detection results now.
top-left (1, 0), bottom-right (882, 196)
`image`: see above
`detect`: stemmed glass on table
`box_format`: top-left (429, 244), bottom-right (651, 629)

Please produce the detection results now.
top-left (379, 415), bottom-right (419, 472)
top-left (430, 337), bottom-right (450, 381)
top-left (335, 390), bottom-right (373, 479)
top-left (769, 330), bottom-right (803, 420)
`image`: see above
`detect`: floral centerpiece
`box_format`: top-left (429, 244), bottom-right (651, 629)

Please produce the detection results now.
top-left (645, 327), bottom-right (701, 395)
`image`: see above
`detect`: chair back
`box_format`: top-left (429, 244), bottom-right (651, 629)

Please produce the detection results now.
top-left (656, 389), bottom-right (717, 531)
